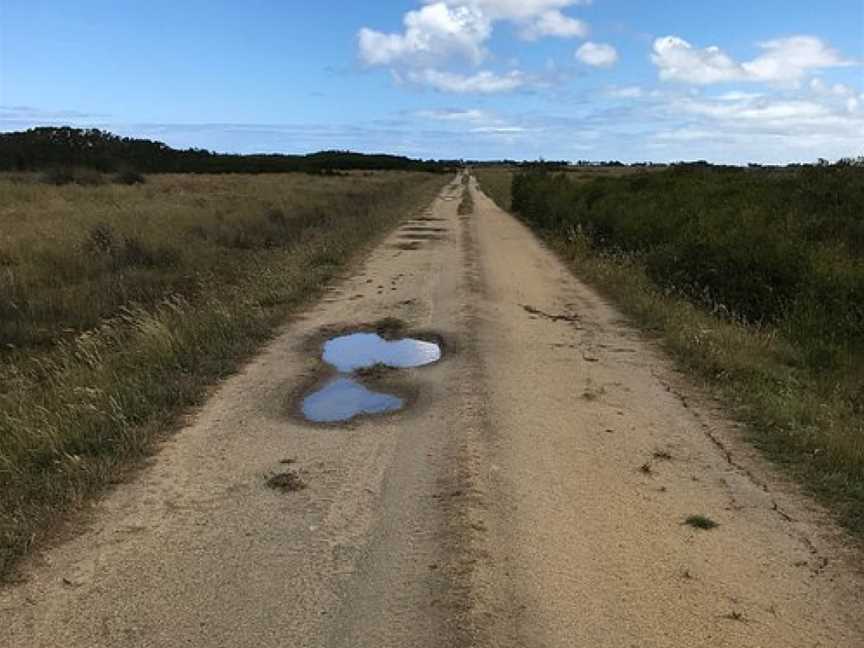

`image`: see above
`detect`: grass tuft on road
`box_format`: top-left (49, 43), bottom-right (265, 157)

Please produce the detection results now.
top-left (685, 515), bottom-right (720, 530)
top-left (0, 171), bottom-right (448, 580)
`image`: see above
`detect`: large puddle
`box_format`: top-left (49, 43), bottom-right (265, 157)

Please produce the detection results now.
top-left (322, 333), bottom-right (441, 373)
top-left (301, 331), bottom-right (441, 423)
top-left (302, 377), bottom-right (404, 423)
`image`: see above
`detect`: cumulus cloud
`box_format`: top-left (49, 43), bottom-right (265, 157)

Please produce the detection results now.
top-left (742, 37), bottom-right (852, 83)
top-left (358, 3), bottom-right (491, 67)
top-left (575, 42), bottom-right (618, 67)
top-left (652, 35), bottom-right (853, 85)
top-left (651, 36), bottom-right (742, 84)
top-left (432, 0), bottom-right (592, 22)
top-left (359, 0), bottom-right (592, 93)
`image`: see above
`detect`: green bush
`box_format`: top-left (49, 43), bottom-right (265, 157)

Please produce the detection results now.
top-left (512, 165), bottom-right (864, 363)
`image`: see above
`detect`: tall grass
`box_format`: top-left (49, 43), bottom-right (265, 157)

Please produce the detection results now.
top-left (475, 165), bottom-right (864, 537)
top-left (0, 171), bottom-right (448, 579)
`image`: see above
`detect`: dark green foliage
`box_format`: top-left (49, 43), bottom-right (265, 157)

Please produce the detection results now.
top-left (684, 515), bottom-right (719, 530)
top-left (40, 166), bottom-right (105, 186)
top-left (113, 169), bottom-right (146, 185)
top-left (0, 127), bottom-right (456, 174)
top-left (512, 165), bottom-right (864, 364)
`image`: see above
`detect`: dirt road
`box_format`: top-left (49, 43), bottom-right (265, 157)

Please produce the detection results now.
top-left (2, 174), bottom-right (862, 647)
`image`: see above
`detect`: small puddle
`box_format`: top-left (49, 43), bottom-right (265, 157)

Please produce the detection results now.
top-left (302, 377), bottom-right (404, 423)
top-left (300, 332), bottom-right (442, 423)
top-left (322, 333), bottom-right (441, 373)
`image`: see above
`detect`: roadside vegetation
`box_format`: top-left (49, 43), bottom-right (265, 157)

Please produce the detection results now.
top-left (475, 164), bottom-right (864, 536)
top-left (0, 170), bottom-right (448, 579)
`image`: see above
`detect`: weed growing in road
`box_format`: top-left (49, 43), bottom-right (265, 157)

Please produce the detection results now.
top-left (684, 515), bottom-right (719, 530)
top-left (374, 316), bottom-right (408, 338)
top-left (581, 384), bottom-right (606, 401)
top-left (267, 471), bottom-right (306, 493)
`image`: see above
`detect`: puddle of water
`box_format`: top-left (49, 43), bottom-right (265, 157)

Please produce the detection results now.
top-left (302, 377), bottom-right (404, 423)
top-left (322, 333), bottom-right (441, 373)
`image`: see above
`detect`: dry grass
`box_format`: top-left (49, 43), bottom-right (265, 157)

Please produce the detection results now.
top-left (0, 170), bottom-right (448, 579)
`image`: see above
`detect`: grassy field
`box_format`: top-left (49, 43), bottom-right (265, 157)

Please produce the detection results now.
top-left (0, 170), bottom-right (448, 579)
top-left (475, 165), bottom-right (864, 537)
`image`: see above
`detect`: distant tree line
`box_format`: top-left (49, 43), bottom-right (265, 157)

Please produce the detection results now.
top-left (0, 127), bottom-right (459, 174)
top-left (475, 157), bottom-right (864, 170)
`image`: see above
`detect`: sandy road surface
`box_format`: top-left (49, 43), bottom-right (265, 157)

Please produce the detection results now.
top-left (2, 174), bottom-right (863, 647)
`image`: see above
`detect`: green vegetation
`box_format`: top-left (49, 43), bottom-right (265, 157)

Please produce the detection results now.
top-left (266, 471), bottom-right (306, 493)
top-left (475, 164), bottom-right (864, 537)
top-left (512, 165), bottom-right (864, 357)
top-left (685, 515), bottom-right (719, 530)
top-left (0, 170), bottom-right (447, 579)
top-left (0, 127), bottom-right (458, 175)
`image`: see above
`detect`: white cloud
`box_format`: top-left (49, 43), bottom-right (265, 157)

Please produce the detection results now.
top-left (470, 126), bottom-right (528, 133)
top-left (652, 35), bottom-right (853, 85)
top-left (742, 37), bottom-right (852, 84)
top-left (519, 11), bottom-right (588, 40)
top-left (682, 98), bottom-right (832, 122)
top-left (415, 108), bottom-right (490, 121)
top-left (715, 90), bottom-right (763, 101)
top-left (358, 3), bottom-right (491, 67)
top-left (652, 36), bottom-right (744, 84)
top-left (404, 68), bottom-right (527, 93)
top-left (647, 90), bottom-right (864, 161)
top-left (359, 0), bottom-right (592, 93)
top-left (575, 41), bottom-right (618, 67)
top-left (430, 0), bottom-right (592, 22)
top-left (809, 77), bottom-right (856, 97)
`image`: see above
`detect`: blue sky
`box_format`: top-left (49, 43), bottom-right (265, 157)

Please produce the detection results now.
top-left (1, 0), bottom-right (862, 162)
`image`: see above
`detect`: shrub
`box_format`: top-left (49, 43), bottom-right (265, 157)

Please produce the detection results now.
top-left (41, 167), bottom-right (105, 186)
top-left (84, 222), bottom-right (117, 256)
top-left (511, 165), bottom-right (864, 361)
top-left (115, 236), bottom-right (180, 268)
top-left (113, 170), bottom-right (146, 185)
